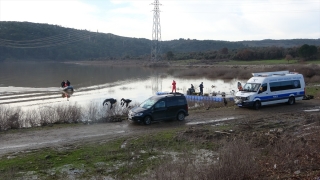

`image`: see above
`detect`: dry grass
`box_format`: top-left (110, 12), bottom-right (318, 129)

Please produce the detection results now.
top-left (0, 106), bottom-right (23, 130)
top-left (0, 102), bottom-right (132, 130)
top-left (208, 140), bottom-right (258, 180)
top-left (142, 139), bottom-right (258, 180)
top-left (175, 64), bottom-right (320, 83)
top-left (141, 112), bottom-right (320, 180)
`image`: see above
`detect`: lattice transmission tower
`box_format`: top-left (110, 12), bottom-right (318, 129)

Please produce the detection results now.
top-left (151, 0), bottom-right (162, 62)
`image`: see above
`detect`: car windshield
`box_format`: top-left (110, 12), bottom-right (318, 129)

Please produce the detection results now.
top-left (139, 98), bottom-right (157, 109)
top-left (242, 83), bottom-right (261, 92)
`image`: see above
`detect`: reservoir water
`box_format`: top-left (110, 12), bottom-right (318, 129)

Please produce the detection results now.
top-left (0, 62), bottom-right (239, 110)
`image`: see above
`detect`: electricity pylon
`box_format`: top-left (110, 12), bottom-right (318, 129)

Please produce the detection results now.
top-left (151, 0), bottom-right (162, 62)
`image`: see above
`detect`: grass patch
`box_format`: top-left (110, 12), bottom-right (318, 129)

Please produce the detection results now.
top-left (305, 85), bottom-right (320, 98)
top-left (170, 59), bottom-right (320, 66)
top-left (218, 59), bottom-right (320, 65)
top-left (169, 59), bottom-right (199, 65)
top-left (218, 59), bottom-right (301, 65)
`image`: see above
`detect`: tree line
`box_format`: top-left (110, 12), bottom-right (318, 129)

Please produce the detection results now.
top-left (0, 21), bottom-right (319, 62)
top-left (165, 44), bottom-right (319, 61)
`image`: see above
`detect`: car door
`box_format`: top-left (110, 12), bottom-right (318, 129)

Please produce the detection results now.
top-left (166, 97), bottom-right (178, 119)
top-left (258, 83), bottom-right (272, 105)
top-left (269, 81), bottom-right (282, 104)
top-left (152, 99), bottom-right (167, 121)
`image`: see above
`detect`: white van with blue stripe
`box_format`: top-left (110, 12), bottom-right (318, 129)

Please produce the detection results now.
top-left (235, 71), bottom-right (305, 110)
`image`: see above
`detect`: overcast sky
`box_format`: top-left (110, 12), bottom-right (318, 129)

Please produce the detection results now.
top-left (1, 0), bottom-right (319, 41)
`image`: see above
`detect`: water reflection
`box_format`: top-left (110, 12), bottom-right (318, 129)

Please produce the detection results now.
top-left (151, 73), bottom-right (164, 94)
top-left (0, 62), bottom-right (154, 88)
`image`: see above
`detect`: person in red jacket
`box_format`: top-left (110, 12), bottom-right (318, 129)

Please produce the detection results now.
top-left (172, 80), bottom-right (176, 93)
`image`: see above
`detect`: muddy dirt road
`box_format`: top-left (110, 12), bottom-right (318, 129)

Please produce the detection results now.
top-left (0, 99), bottom-right (319, 157)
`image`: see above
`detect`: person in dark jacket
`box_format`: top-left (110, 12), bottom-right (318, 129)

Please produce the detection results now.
top-left (103, 98), bottom-right (117, 109)
top-left (188, 84), bottom-right (195, 95)
top-left (66, 80), bottom-right (71, 86)
top-left (199, 82), bottom-right (204, 96)
top-left (121, 98), bottom-right (132, 108)
top-left (61, 80), bottom-right (66, 88)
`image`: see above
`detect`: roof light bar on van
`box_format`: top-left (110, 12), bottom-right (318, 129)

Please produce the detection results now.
top-left (252, 71), bottom-right (289, 77)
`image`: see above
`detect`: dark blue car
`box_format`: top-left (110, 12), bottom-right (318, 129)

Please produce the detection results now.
top-left (128, 93), bottom-right (189, 125)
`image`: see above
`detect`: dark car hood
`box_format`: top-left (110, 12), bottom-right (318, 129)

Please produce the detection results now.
top-left (131, 106), bottom-right (148, 113)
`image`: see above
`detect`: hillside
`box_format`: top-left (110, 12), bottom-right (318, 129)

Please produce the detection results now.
top-left (0, 21), bottom-right (319, 61)
top-left (242, 39), bottom-right (320, 48)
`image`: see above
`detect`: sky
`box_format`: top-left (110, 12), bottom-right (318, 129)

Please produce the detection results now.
top-left (0, 0), bottom-right (319, 41)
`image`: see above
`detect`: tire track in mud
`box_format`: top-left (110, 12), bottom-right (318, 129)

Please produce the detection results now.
top-left (0, 123), bottom-right (131, 157)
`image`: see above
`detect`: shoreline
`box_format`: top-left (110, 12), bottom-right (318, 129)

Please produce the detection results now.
top-left (64, 59), bottom-right (304, 69)
top-left (64, 60), bottom-right (148, 66)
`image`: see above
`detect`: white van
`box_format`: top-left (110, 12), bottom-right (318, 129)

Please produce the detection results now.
top-left (234, 71), bottom-right (305, 110)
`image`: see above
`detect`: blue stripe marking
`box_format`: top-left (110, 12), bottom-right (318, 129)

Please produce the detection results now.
top-left (254, 91), bottom-right (305, 102)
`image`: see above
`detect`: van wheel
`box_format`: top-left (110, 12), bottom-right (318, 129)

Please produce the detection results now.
top-left (143, 116), bottom-right (152, 125)
top-left (253, 101), bottom-right (261, 110)
top-left (288, 97), bottom-right (295, 105)
top-left (177, 112), bottom-right (185, 121)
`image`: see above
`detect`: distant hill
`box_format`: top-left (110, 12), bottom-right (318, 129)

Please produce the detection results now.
top-left (241, 39), bottom-right (320, 48)
top-left (0, 21), bottom-right (319, 61)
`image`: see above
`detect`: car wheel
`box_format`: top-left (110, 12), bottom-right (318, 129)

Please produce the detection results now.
top-left (253, 101), bottom-right (261, 110)
top-left (143, 116), bottom-right (152, 125)
top-left (177, 112), bottom-right (185, 121)
top-left (288, 96), bottom-right (295, 105)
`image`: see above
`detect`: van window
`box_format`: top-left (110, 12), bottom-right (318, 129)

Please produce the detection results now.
top-left (270, 80), bottom-right (301, 92)
top-left (243, 83), bottom-right (261, 92)
top-left (139, 98), bottom-right (157, 109)
top-left (155, 101), bottom-right (165, 108)
top-left (259, 83), bottom-right (268, 93)
top-left (167, 97), bottom-right (186, 107)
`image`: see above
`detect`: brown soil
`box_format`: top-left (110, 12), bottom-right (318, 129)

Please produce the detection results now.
top-left (1, 98), bottom-right (319, 157)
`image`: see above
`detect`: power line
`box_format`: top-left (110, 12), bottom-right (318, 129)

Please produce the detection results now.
top-left (160, 10), bottom-right (320, 14)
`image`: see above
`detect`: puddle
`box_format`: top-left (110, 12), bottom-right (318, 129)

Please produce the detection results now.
top-left (0, 139), bottom-right (63, 150)
top-left (121, 140), bottom-right (127, 149)
top-left (81, 131), bottom-right (125, 139)
top-left (303, 109), bottom-right (320, 112)
top-left (186, 117), bottom-right (236, 125)
top-left (0, 131), bottom-right (125, 151)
